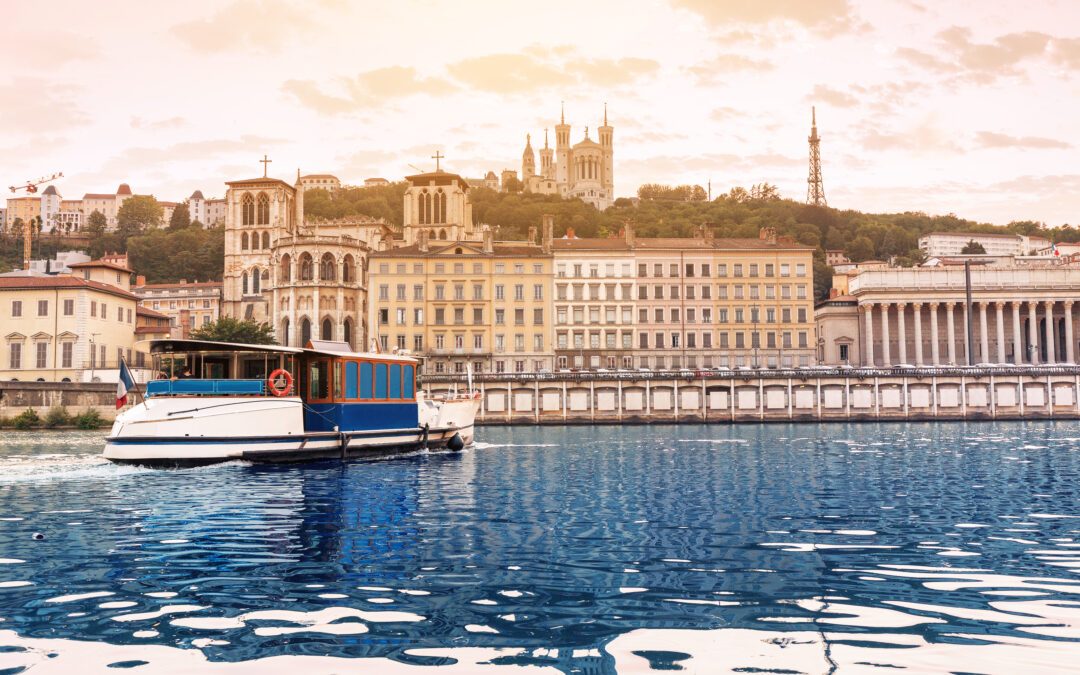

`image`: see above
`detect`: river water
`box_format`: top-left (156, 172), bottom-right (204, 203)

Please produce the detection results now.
top-left (0, 423), bottom-right (1078, 673)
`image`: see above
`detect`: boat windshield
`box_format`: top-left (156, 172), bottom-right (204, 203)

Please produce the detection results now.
top-left (151, 349), bottom-right (296, 382)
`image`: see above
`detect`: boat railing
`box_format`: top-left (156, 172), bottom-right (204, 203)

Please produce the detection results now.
top-left (145, 379), bottom-right (268, 397)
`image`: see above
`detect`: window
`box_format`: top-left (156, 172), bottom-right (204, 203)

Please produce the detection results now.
top-left (37, 300), bottom-right (48, 316)
top-left (533, 308), bottom-right (544, 324)
top-left (495, 285), bottom-right (505, 300)
top-left (35, 342), bottom-right (47, 368)
top-left (396, 285), bottom-right (406, 301)
top-left (780, 264), bottom-right (790, 277)
top-left (379, 285), bottom-right (389, 301)
top-left (514, 264), bottom-right (525, 275)
top-left (655, 332), bottom-right (665, 348)
top-left (796, 263), bottom-right (807, 277)
top-left (514, 284), bottom-right (524, 301)
top-left (472, 307), bottom-right (484, 325)
top-left (718, 264), bottom-right (727, 277)
top-left (414, 335), bottom-right (424, 351)
top-left (435, 285), bottom-right (445, 300)
top-left (533, 284), bottom-right (543, 300)
top-left (734, 264), bottom-right (743, 277)
top-left (454, 308), bottom-right (464, 324)
top-left (414, 285), bottom-right (424, 301)
top-left (654, 308), bottom-right (664, 323)
top-left (669, 264), bottom-right (678, 277)
top-left (798, 308), bottom-right (807, 323)
top-left (495, 309), bottom-right (505, 325)
top-left (396, 308), bottom-right (406, 325)
top-left (9, 342), bottom-right (21, 369)
top-left (765, 263), bottom-right (774, 277)
top-left (515, 308), bottom-right (525, 325)
top-left (839, 344), bottom-right (849, 361)
top-left (534, 334), bottom-right (543, 351)
top-left (474, 334), bottom-right (484, 350)
top-left (379, 308), bottom-right (389, 325)
top-left (799, 332), bottom-right (808, 348)
top-left (11, 301), bottom-right (22, 317)
top-left (639, 333), bottom-right (649, 348)
top-left (454, 284), bottom-right (464, 301)
top-left (414, 308), bottom-right (424, 325)
top-left (473, 284), bottom-right (484, 300)
top-left (61, 342), bottom-right (73, 368)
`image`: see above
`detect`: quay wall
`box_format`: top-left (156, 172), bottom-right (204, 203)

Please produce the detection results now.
top-left (0, 381), bottom-right (118, 420)
top-left (424, 366), bottom-right (1080, 425)
top-left (6, 366), bottom-right (1080, 427)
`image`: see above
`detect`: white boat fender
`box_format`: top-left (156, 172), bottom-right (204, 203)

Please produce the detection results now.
top-left (32, 533), bottom-right (44, 541)
top-left (447, 433), bottom-right (465, 452)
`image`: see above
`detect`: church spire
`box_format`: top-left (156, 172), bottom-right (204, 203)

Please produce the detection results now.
top-left (561, 100), bottom-right (565, 125)
top-left (544, 128), bottom-right (549, 148)
top-left (603, 102), bottom-right (607, 126)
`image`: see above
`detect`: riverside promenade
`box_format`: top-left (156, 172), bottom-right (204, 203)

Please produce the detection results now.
top-left (6, 365), bottom-right (1080, 425)
top-left (423, 365), bottom-right (1080, 424)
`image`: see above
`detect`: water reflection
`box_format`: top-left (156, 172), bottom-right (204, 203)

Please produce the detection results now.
top-left (0, 423), bottom-right (1077, 673)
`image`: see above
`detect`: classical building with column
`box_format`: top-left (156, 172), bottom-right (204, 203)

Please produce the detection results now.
top-left (817, 266), bottom-right (1080, 366)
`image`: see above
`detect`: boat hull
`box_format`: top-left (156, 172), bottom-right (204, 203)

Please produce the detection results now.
top-left (104, 424), bottom-right (474, 467)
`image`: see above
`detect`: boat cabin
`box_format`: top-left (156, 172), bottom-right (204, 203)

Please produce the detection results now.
top-left (143, 339), bottom-right (420, 432)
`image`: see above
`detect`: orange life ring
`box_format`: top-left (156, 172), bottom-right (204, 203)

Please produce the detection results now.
top-left (267, 368), bottom-right (293, 397)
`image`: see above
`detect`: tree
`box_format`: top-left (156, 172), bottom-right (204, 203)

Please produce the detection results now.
top-left (846, 235), bottom-right (875, 262)
top-left (190, 317), bottom-right (276, 344)
top-left (116, 195), bottom-right (163, 237)
top-left (87, 210), bottom-right (107, 231)
top-left (168, 202), bottom-right (191, 230)
top-left (961, 240), bottom-right (986, 254)
top-left (502, 176), bottom-right (524, 193)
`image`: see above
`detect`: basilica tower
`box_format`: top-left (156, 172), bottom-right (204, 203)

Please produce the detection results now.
top-left (598, 103), bottom-right (614, 194)
top-left (522, 133), bottom-right (536, 181)
top-left (554, 102), bottom-right (571, 189)
top-left (539, 128), bottom-right (555, 180)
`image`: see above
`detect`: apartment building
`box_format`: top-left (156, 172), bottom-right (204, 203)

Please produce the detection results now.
top-left (369, 229), bottom-right (553, 374)
top-left (133, 278), bottom-right (223, 338)
top-left (554, 225), bottom-right (816, 370)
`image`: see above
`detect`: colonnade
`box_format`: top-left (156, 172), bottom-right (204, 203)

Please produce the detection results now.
top-left (861, 299), bottom-right (1076, 366)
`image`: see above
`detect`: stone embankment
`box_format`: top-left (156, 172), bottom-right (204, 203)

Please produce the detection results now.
top-left (423, 365), bottom-right (1080, 424)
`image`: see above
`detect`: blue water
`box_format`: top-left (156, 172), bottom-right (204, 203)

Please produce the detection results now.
top-left (0, 423), bottom-right (1079, 673)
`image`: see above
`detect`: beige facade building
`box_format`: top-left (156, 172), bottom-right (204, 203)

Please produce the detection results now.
top-left (817, 266), bottom-right (1080, 366)
top-left (370, 169), bottom-right (552, 373)
top-left (133, 279), bottom-right (223, 338)
top-left (554, 225), bottom-right (817, 370)
top-left (0, 258), bottom-right (148, 382)
top-left (299, 174), bottom-right (341, 193)
top-left (919, 231), bottom-right (1050, 258)
top-left (221, 170), bottom-right (392, 348)
top-left (4, 197), bottom-right (40, 231)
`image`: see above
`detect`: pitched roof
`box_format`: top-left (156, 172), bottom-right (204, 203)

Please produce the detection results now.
top-left (372, 241), bottom-right (549, 258)
top-left (82, 193), bottom-right (115, 200)
top-left (136, 305), bottom-right (171, 319)
top-left (69, 259), bottom-right (132, 273)
top-left (225, 177), bottom-right (295, 190)
top-left (190, 190), bottom-right (205, 200)
top-left (404, 171), bottom-right (469, 189)
top-left (116, 183), bottom-right (132, 195)
top-left (0, 275), bottom-right (137, 299)
top-left (134, 280), bottom-right (222, 290)
top-left (923, 231), bottom-right (1048, 241)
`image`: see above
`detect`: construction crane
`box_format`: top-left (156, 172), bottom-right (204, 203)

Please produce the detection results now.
top-left (8, 172), bottom-right (63, 270)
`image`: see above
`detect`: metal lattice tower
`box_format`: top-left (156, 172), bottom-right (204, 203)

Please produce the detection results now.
top-left (806, 106), bottom-right (826, 206)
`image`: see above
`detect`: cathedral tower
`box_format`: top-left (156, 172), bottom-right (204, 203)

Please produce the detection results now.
top-left (598, 103), bottom-right (613, 194)
top-left (554, 102), bottom-right (571, 189)
top-left (539, 128), bottom-right (554, 180)
top-left (522, 133), bottom-right (536, 181)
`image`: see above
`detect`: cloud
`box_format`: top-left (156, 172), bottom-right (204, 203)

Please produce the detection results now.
top-left (86, 135), bottom-right (287, 180)
top-left (974, 131), bottom-right (1071, 150)
top-left (710, 106), bottom-right (746, 122)
top-left (809, 84), bottom-right (858, 108)
top-left (0, 31), bottom-right (100, 69)
top-left (897, 27), bottom-right (1079, 84)
top-left (286, 50), bottom-right (659, 115)
top-left (0, 78), bottom-right (89, 133)
top-left (284, 67), bottom-right (456, 115)
top-left (859, 118), bottom-right (962, 153)
top-left (687, 54), bottom-right (774, 84)
top-left (171, 0), bottom-right (340, 53)
top-left (672, 0), bottom-right (856, 33)
top-left (130, 116), bottom-right (187, 130)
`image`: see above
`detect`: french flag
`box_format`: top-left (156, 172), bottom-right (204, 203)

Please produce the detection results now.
top-left (116, 359), bottom-right (135, 409)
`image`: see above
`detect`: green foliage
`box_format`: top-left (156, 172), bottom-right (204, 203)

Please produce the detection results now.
top-left (0, 416), bottom-right (10, 428)
top-left (116, 195), bottom-right (163, 237)
top-left (638, 183), bottom-right (707, 201)
top-left (74, 409), bottom-right (105, 430)
top-left (502, 176), bottom-right (524, 194)
top-left (127, 226), bottom-right (224, 283)
top-left (169, 202), bottom-right (192, 230)
top-left (190, 317), bottom-right (277, 344)
top-left (961, 240), bottom-right (987, 254)
top-left (87, 210), bottom-right (107, 230)
top-left (304, 183), bottom-right (407, 224)
top-left (44, 406), bottom-right (72, 428)
top-left (13, 408), bottom-right (40, 430)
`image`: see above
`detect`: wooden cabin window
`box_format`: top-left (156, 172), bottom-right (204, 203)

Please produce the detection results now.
top-left (360, 361), bottom-right (373, 399)
top-left (403, 365), bottom-right (415, 398)
top-left (390, 364), bottom-right (401, 399)
top-left (375, 363), bottom-right (388, 399)
top-left (308, 360), bottom-right (330, 400)
top-left (333, 361), bottom-right (343, 400)
top-left (345, 361), bottom-right (358, 399)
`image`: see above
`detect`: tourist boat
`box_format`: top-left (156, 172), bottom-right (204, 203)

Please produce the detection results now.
top-left (103, 339), bottom-right (480, 467)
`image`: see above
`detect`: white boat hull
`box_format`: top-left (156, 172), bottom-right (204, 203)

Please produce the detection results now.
top-left (105, 395), bottom-right (478, 466)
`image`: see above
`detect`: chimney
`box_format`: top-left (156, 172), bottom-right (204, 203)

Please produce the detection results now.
top-left (135, 275), bottom-right (146, 287)
top-left (624, 220), bottom-right (635, 248)
top-left (542, 214), bottom-right (554, 253)
top-left (528, 225), bottom-right (537, 245)
top-left (483, 227), bottom-right (494, 253)
top-left (759, 226), bottom-right (777, 245)
top-left (418, 229), bottom-right (429, 253)
top-left (179, 278), bottom-right (187, 284)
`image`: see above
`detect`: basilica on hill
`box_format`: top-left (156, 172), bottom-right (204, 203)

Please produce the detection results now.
top-left (516, 104), bottom-right (614, 211)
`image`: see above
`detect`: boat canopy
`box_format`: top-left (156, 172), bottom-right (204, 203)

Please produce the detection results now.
top-left (142, 339), bottom-right (418, 363)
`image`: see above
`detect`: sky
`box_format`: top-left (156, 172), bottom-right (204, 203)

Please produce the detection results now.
top-left (2, 0), bottom-right (1078, 225)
